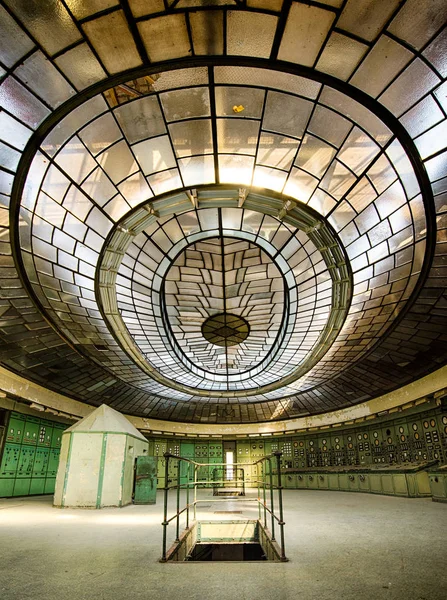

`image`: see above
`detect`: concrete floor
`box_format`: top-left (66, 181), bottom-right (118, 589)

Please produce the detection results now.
top-left (0, 489), bottom-right (446, 600)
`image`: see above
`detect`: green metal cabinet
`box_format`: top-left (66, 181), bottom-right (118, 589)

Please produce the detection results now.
top-left (317, 474), bottom-right (329, 490)
top-left (29, 478), bottom-right (45, 495)
top-left (5, 414), bottom-right (26, 444)
top-left (134, 456), bottom-right (157, 504)
top-left (0, 443), bottom-right (21, 477)
top-left (13, 478), bottom-right (31, 496)
top-left (47, 448), bottom-right (60, 477)
top-left (50, 426), bottom-right (64, 448)
top-left (0, 478), bottom-right (14, 497)
top-left (180, 441), bottom-right (195, 486)
top-left (38, 422), bottom-right (53, 447)
top-left (32, 447), bottom-right (50, 477)
top-left (22, 417), bottom-right (39, 445)
top-left (16, 446), bottom-right (36, 478)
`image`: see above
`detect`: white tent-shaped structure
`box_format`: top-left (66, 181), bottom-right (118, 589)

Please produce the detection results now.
top-left (54, 405), bottom-right (149, 508)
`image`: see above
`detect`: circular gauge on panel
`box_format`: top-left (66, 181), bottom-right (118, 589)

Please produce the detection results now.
top-left (400, 435), bottom-right (405, 442)
top-left (430, 419), bottom-right (436, 427)
top-left (414, 433), bottom-right (419, 440)
top-left (374, 439), bottom-right (379, 446)
top-left (412, 423), bottom-right (418, 430)
top-left (423, 421), bottom-right (429, 428)
top-left (348, 443), bottom-right (353, 449)
top-left (309, 441), bottom-right (314, 446)
top-left (387, 437), bottom-right (392, 444)
top-left (357, 434), bottom-right (362, 440)
top-left (373, 431), bottom-right (378, 438)
top-left (322, 439), bottom-right (327, 445)
top-left (336, 444), bottom-right (340, 450)
top-left (399, 426), bottom-right (404, 434)
top-left (442, 416), bottom-right (447, 425)
top-left (299, 441), bottom-right (304, 447)
top-left (323, 446), bottom-right (327, 451)
top-left (293, 441), bottom-right (298, 447)
top-left (335, 437), bottom-right (340, 443)
top-left (434, 452), bottom-right (439, 459)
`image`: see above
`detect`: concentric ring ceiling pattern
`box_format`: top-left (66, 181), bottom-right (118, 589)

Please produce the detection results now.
top-left (0, 0), bottom-right (446, 423)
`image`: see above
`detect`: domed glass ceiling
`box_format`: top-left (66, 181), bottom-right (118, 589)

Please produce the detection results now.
top-left (0, 0), bottom-right (446, 423)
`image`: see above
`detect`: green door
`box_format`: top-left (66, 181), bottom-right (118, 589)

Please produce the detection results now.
top-left (134, 456), bottom-right (157, 504)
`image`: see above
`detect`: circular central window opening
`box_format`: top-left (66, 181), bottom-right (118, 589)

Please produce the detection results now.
top-left (201, 313), bottom-right (250, 347)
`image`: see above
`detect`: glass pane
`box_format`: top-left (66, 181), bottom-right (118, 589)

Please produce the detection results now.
top-left (138, 14), bottom-right (190, 62)
top-left (160, 88), bottom-right (211, 122)
top-left (114, 96), bottom-right (166, 144)
top-left (55, 137), bottom-right (97, 184)
top-left (0, 111), bottom-right (32, 150)
top-left (97, 140), bottom-right (139, 185)
top-left (283, 168), bottom-right (319, 202)
top-left (379, 59), bottom-right (441, 118)
top-left (133, 135), bottom-right (176, 175)
top-left (65, 0), bottom-right (119, 19)
top-left (169, 120), bottom-right (214, 158)
top-left (227, 11), bottom-right (278, 59)
top-left (316, 32), bottom-right (367, 81)
top-left (4, 0), bottom-right (81, 55)
top-left (178, 155), bottom-right (215, 186)
top-left (82, 11), bottom-right (142, 74)
top-left (278, 3), bottom-right (335, 65)
top-left (337, 127), bottom-right (380, 175)
top-left (253, 166), bottom-right (287, 192)
top-left (190, 10), bottom-right (224, 55)
top-left (118, 172), bottom-right (153, 207)
top-left (82, 168), bottom-right (117, 207)
top-left (55, 44), bottom-right (107, 91)
top-left (215, 87), bottom-right (265, 119)
top-left (0, 77), bottom-right (50, 129)
top-left (129, 0), bottom-right (164, 17)
top-left (338, 0), bottom-right (400, 42)
top-left (148, 168), bottom-right (182, 196)
top-left (308, 105), bottom-right (352, 148)
top-left (320, 160), bottom-right (356, 200)
top-left (63, 185), bottom-right (93, 221)
top-left (219, 155), bottom-right (254, 185)
top-left (388, 0), bottom-right (447, 51)
top-left (295, 135), bottom-right (337, 177)
top-left (214, 66), bottom-right (321, 99)
top-left (399, 96), bottom-right (444, 138)
top-left (79, 113), bottom-right (122, 156)
top-left (0, 5), bottom-right (34, 68)
top-left (217, 119), bottom-right (260, 155)
top-left (350, 35), bottom-right (413, 98)
top-left (263, 91), bottom-right (313, 139)
top-left (256, 133), bottom-right (299, 170)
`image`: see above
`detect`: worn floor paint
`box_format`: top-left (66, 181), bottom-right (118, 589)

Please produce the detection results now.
top-left (0, 489), bottom-right (446, 600)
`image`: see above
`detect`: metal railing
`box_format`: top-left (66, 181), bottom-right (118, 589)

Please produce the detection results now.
top-left (212, 465), bottom-right (245, 496)
top-left (160, 451), bottom-right (287, 562)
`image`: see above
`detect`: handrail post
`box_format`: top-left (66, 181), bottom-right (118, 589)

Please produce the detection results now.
top-left (257, 463), bottom-right (261, 521)
top-left (193, 463), bottom-right (197, 522)
top-left (161, 453), bottom-right (170, 562)
top-left (274, 451), bottom-right (287, 562)
top-left (186, 462), bottom-right (190, 530)
top-left (175, 457), bottom-right (180, 542)
top-left (268, 457), bottom-right (275, 541)
top-left (262, 462), bottom-right (267, 528)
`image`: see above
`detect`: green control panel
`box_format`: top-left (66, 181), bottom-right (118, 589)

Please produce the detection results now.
top-left (141, 404), bottom-right (446, 493)
top-left (0, 411), bottom-right (68, 498)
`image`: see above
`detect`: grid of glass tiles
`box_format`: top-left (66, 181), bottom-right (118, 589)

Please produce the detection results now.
top-left (0, 0), bottom-right (445, 421)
